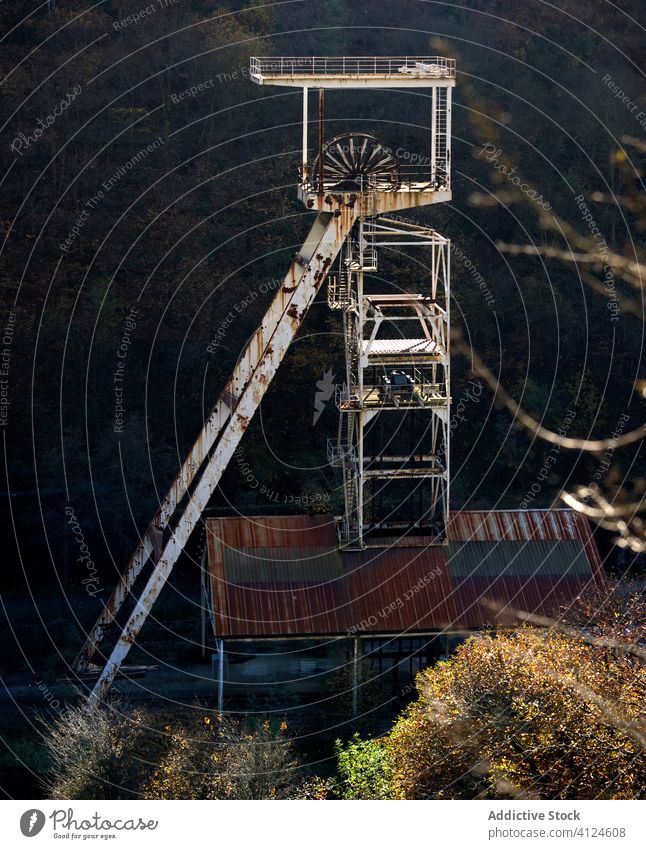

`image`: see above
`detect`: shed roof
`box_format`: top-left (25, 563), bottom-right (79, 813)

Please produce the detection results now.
top-left (206, 511), bottom-right (604, 638)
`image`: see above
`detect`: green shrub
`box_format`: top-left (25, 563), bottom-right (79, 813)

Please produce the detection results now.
top-left (335, 733), bottom-right (391, 800)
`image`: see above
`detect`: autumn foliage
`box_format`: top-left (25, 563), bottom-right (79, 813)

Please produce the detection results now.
top-left (384, 627), bottom-right (645, 799)
top-left (145, 715), bottom-right (303, 800)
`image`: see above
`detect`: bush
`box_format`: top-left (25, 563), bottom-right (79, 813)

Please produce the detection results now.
top-left (144, 715), bottom-right (304, 800)
top-left (335, 734), bottom-right (391, 799)
top-left (41, 702), bottom-right (152, 799)
top-left (42, 704), bottom-right (311, 800)
top-left (385, 628), bottom-right (646, 799)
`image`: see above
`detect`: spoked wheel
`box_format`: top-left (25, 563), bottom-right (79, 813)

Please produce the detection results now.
top-left (312, 133), bottom-right (401, 190)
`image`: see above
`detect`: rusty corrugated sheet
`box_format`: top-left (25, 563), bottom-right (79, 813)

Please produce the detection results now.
top-left (451, 574), bottom-right (598, 628)
top-left (224, 547), bottom-right (345, 584)
top-left (222, 574), bottom-right (351, 636)
top-left (448, 509), bottom-right (583, 543)
top-left (206, 510), bottom-right (604, 637)
top-left (208, 519), bottom-right (351, 636)
top-left (207, 514), bottom-right (336, 549)
top-left (569, 511), bottom-right (606, 586)
top-left (446, 540), bottom-right (592, 578)
top-left (344, 546), bottom-right (458, 632)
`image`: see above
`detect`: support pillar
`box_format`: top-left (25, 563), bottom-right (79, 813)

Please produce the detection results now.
top-left (446, 87), bottom-right (452, 187)
top-left (302, 86), bottom-right (308, 183)
top-left (216, 639), bottom-right (225, 713)
top-left (318, 88), bottom-right (325, 194)
top-left (431, 87), bottom-right (437, 184)
top-left (200, 546), bottom-right (207, 660)
top-left (351, 637), bottom-right (361, 717)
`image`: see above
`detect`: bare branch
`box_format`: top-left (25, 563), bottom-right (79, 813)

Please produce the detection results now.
top-left (622, 135), bottom-right (646, 154)
top-left (561, 487), bottom-right (646, 553)
top-left (497, 241), bottom-right (644, 291)
top-left (453, 330), bottom-right (646, 452)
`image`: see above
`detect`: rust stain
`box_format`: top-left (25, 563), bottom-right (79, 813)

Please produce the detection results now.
top-left (286, 304), bottom-right (299, 320)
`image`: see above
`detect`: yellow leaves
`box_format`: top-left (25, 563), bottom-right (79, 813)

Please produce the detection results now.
top-left (382, 627), bottom-right (646, 799)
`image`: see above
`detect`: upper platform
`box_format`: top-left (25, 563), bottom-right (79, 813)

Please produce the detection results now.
top-left (250, 56), bottom-right (456, 88)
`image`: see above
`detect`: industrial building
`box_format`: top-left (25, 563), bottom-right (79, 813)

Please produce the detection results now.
top-left (205, 510), bottom-right (604, 709)
top-left (73, 57), bottom-right (605, 713)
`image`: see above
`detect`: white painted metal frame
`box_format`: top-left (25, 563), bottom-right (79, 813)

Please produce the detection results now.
top-left (81, 208), bottom-right (358, 702)
top-left (250, 56), bottom-right (456, 88)
top-left (78, 56), bottom-right (456, 702)
top-left (330, 219), bottom-right (451, 548)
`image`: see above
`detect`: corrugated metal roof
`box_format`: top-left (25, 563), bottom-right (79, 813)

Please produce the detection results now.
top-left (206, 511), bottom-right (605, 637)
top-left (208, 519), bottom-right (352, 637)
top-left (452, 574), bottom-right (597, 628)
top-left (448, 509), bottom-right (581, 542)
top-left (447, 540), bottom-right (591, 578)
top-left (207, 515), bottom-right (336, 549)
top-left (344, 546), bottom-right (458, 632)
top-left (224, 546), bottom-right (344, 584)
top-left (221, 578), bottom-right (352, 636)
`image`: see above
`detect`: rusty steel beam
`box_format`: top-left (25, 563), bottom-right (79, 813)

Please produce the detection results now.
top-left (88, 205), bottom-right (358, 702)
top-left (74, 210), bottom-right (349, 674)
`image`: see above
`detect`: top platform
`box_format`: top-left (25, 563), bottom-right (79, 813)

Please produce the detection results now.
top-left (250, 56), bottom-right (456, 88)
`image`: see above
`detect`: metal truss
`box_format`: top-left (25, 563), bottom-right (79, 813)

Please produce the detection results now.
top-left (328, 218), bottom-right (451, 548)
top-left (75, 55), bottom-right (456, 702)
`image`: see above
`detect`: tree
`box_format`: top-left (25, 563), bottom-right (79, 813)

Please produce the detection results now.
top-left (383, 628), bottom-right (645, 799)
top-left (42, 702), bottom-right (152, 799)
top-left (144, 714), bottom-right (304, 800)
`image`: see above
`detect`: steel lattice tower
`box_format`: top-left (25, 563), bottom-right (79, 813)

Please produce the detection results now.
top-left (74, 56), bottom-right (456, 701)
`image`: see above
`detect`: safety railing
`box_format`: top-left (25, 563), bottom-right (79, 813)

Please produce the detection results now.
top-left (335, 384), bottom-right (361, 410)
top-left (336, 381), bottom-right (448, 410)
top-left (327, 439), bottom-right (355, 466)
top-left (397, 163), bottom-right (450, 190)
top-left (251, 57), bottom-right (456, 79)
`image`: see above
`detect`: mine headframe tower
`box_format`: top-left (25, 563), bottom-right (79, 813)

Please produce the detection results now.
top-left (73, 56), bottom-right (455, 701)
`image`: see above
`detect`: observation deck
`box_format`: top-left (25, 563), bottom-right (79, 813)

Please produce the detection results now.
top-left (250, 56), bottom-right (456, 88)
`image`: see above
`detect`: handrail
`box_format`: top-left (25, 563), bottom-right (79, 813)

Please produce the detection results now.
top-left (250, 56), bottom-right (456, 79)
